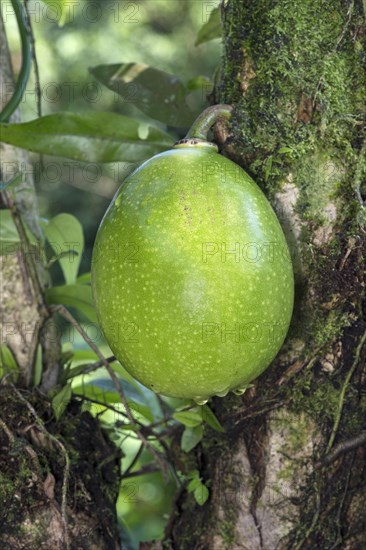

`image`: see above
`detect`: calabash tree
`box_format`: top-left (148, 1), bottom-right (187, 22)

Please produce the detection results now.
top-left (0, 1), bottom-right (365, 549)
top-left (166, 2), bottom-right (366, 548)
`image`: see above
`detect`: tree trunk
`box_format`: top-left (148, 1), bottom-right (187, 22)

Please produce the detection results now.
top-left (167, 1), bottom-right (366, 548)
top-left (0, 5), bottom-right (45, 387)
top-left (0, 11), bottom-right (120, 549)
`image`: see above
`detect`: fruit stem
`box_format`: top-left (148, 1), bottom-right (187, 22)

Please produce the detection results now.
top-left (185, 104), bottom-right (233, 141)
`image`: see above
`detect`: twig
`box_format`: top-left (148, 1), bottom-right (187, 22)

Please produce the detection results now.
top-left (50, 304), bottom-right (171, 482)
top-left (232, 400), bottom-right (287, 425)
top-left (278, 352), bottom-right (320, 386)
top-left (2, 190), bottom-right (48, 318)
top-left (64, 355), bottom-right (117, 379)
top-left (10, 385), bottom-right (70, 549)
top-left (0, 0), bottom-right (32, 122)
top-left (96, 450), bottom-right (120, 472)
top-left (225, 397), bottom-right (284, 419)
top-left (0, 416), bottom-right (15, 442)
top-left (0, 414), bottom-right (44, 478)
top-left (24, 0), bottom-right (42, 118)
top-left (339, 239), bottom-right (356, 272)
top-left (75, 394), bottom-right (139, 424)
top-left (353, 136), bottom-right (366, 207)
top-left (75, 393), bottom-right (174, 445)
top-left (123, 443), bottom-right (144, 478)
top-left (326, 328), bottom-right (366, 453)
top-left (156, 393), bottom-right (170, 424)
top-left (317, 431), bottom-right (366, 468)
top-left (122, 464), bottom-right (160, 479)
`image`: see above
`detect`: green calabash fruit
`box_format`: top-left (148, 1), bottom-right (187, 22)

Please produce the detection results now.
top-left (92, 138), bottom-right (294, 402)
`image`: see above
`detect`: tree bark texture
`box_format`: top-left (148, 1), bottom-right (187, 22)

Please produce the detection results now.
top-left (167, 1), bottom-right (366, 548)
top-left (0, 7), bottom-right (45, 387)
top-left (0, 10), bottom-right (121, 549)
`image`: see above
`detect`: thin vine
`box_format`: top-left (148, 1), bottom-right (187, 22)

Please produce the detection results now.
top-left (0, 0), bottom-right (32, 122)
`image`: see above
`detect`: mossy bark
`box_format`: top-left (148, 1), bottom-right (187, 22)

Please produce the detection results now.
top-left (0, 12), bottom-right (121, 549)
top-left (166, 1), bottom-right (366, 548)
top-left (0, 386), bottom-right (120, 549)
top-left (0, 9), bottom-right (45, 386)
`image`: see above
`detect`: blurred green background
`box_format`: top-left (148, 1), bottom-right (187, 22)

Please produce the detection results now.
top-left (4, 0), bottom-right (221, 547)
top-left (6, 0), bottom-right (221, 275)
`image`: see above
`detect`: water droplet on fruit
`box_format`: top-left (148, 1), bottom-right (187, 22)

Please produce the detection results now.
top-left (232, 386), bottom-right (247, 396)
top-left (216, 388), bottom-right (229, 397)
top-left (194, 397), bottom-right (208, 405)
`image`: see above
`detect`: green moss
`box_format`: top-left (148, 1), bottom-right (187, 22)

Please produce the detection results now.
top-left (294, 152), bottom-right (342, 220)
top-left (220, 3), bottom-right (365, 361)
top-left (311, 310), bottom-right (350, 349)
top-left (0, 472), bottom-right (15, 503)
top-left (277, 465), bottom-right (294, 482)
top-left (220, 516), bottom-right (237, 547)
top-left (221, 0), bottom-right (366, 197)
top-left (213, 3), bottom-right (366, 547)
top-left (199, 431), bottom-right (240, 548)
top-left (0, 446), bottom-right (39, 534)
top-left (285, 369), bottom-right (340, 422)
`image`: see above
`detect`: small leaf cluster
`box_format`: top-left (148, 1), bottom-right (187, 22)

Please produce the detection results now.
top-left (173, 405), bottom-right (225, 453)
top-left (186, 470), bottom-right (209, 506)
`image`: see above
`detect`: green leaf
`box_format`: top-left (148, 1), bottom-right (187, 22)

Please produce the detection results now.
top-left (0, 173), bottom-right (22, 192)
top-left (201, 405), bottom-right (225, 432)
top-left (90, 63), bottom-right (195, 127)
top-left (83, 377), bottom-right (147, 405)
top-left (43, 213), bottom-right (84, 285)
top-left (0, 210), bottom-right (38, 257)
top-left (181, 425), bottom-right (203, 453)
top-left (0, 209), bottom-right (40, 257)
top-left (187, 478), bottom-right (202, 492)
top-left (0, 345), bottom-right (19, 381)
top-left (76, 272), bottom-right (91, 285)
top-left (194, 484), bottom-right (209, 506)
top-left (73, 377), bottom-right (154, 423)
top-left (67, 349), bottom-right (98, 363)
top-left (195, 7), bottom-right (221, 46)
top-left (45, 284), bottom-right (97, 322)
top-left (127, 401), bottom-right (154, 422)
top-left (52, 383), bottom-right (72, 420)
top-left (173, 410), bottom-right (203, 427)
top-left (278, 146), bottom-right (294, 154)
top-left (73, 384), bottom-right (119, 404)
top-left (73, 375), bottom-right (155, 423)
top-left (118, 424), bottom-right (140, 431)
top-left (33, 345), bottom-right (43, 387)
top-left (0, 112), bottom-right (173, 163)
